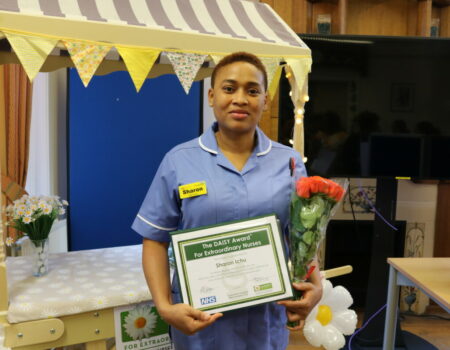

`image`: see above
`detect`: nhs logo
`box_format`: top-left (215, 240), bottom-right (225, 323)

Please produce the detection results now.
top-left (200, 296), bottom-right (216, 305)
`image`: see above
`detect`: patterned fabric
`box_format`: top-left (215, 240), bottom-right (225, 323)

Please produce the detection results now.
top-left (63, 41), bottom-right (111, 87)
top-left (3, 33), bottom-right (58, 82)
top-left (6, 245), bottom-right (151, 323)
top-left (166, 52), bottom-right (207, 94)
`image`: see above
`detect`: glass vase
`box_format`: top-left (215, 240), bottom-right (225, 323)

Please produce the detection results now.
top-left (30, 238), bottom-right (49, 277)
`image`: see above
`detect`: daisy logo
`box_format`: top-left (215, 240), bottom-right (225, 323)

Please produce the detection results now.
top-left (121, 305), bottom-right (168, 342)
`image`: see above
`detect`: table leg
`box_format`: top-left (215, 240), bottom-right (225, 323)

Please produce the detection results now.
top-left (86, 339), bottom-right (108, 350)
top-left (383, 265), bottom-right (399, 350)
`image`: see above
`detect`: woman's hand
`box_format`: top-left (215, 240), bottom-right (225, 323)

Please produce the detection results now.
top-left (277, 280), bottom-right (323, 331)
top-left (159, 303), bottom-right (223, 335)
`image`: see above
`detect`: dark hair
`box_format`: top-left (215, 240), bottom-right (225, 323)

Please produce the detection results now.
top-left (210, 52), bottom-right (268, 91)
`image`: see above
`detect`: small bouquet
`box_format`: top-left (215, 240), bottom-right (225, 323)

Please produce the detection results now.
top-left (5, 194), bottom-right (68, 276)
top-left (289, 176), bottom-right (346, 291)
top-left (5, 194), bottom-right (68, 244)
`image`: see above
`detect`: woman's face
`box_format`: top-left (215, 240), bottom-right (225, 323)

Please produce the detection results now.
top-left (208, 61), bottom-right (267, 136)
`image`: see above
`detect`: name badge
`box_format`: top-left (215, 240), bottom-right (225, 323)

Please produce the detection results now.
top-left (179, 181), bottom-right (207, 199)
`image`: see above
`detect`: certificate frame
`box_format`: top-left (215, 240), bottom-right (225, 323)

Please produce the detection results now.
top-left (171, 214), bottom-right (293, 314)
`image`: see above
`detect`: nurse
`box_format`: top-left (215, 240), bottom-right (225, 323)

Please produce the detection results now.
top-left (132, 52), bottom-right (322, 349)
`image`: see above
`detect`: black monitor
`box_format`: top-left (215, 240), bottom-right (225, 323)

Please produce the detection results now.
top-left (279, 34), bottom-right (450, 180)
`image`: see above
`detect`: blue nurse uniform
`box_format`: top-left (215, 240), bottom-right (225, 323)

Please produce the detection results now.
top-left (132, 122), bottom-right (306, 350)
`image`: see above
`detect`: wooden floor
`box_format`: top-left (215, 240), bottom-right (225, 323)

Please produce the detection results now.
top-left (287, 306), bottom-right (450, 350)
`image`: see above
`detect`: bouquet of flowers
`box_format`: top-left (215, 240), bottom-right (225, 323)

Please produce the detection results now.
top-left (5, 194), bottom-right (68, 244)
top-left (289, 176), bottom-right (346, 286)
top-left (5, 194), bottom-right (68, 276)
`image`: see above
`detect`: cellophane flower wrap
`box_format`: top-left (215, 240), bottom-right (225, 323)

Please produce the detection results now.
top-left (289, 176), bottom-right (346, 284)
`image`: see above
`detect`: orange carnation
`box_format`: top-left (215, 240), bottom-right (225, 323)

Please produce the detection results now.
top-left (295, 176), bottom-right (344, 202)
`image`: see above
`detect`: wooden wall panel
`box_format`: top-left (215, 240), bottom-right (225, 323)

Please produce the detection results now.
top-left (347, 0), bottom-right (411, 35)
top-left (311, 2), bottom-right (340, 34)
top-left (272, 0), bottom-right (295, 27)
top-left (417, 0), bottom-right (432, 36)
top-left (440, 6), bottom-right (450, 36)
top-left (407, 0), bottom-right (419, 35)
top-left (434, 184), bottom-right (450, 257)
top-left (292, 0), bottom-right (313, 34)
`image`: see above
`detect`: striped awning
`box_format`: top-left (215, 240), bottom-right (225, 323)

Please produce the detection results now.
top-left (0, 0), bottom-right (311, 155)
top-left (0, 0), bottom-right (309, 56)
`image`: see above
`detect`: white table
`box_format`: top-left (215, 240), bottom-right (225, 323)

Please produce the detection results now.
top-left (383, 258), bottom-right (450, 350)
top-left (2, 245), bottom-right (154, 349)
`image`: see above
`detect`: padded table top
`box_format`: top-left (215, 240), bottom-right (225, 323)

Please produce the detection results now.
top-left (6, 245), bottom-right (151, 323)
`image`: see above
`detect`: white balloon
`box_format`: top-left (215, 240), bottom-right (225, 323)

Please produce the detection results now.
top-left (322, 325), bottom-right (346, 350)
top-left (332, 309), bottom-right (358, 335)
top-left (303, 279), bottom-right (357, 350)
top-left (322, 279), bottom-right (333, 297)
top-left (305, 304), bottom-right (318, 323)
top-left (327, 285), bottom-right (353, 312)
top-left (303, 320), bottom-right (324, 347)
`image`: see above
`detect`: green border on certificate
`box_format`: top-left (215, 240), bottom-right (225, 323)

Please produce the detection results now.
top-left (171, 214), bottom-right (293, 314)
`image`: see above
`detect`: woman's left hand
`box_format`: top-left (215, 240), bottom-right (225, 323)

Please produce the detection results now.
top-left (277, 281), bottom-right (323, 331)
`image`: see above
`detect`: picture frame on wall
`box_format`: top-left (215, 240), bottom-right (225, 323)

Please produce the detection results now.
top-left (391, 83), bottom-right (414, 112)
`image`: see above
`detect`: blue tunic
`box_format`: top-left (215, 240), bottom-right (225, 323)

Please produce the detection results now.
top-left (132, 122), bottom-right (306, 350)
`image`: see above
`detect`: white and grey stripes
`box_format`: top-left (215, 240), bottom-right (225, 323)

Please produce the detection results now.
top-left (1, 0), bottom-right (304, 47)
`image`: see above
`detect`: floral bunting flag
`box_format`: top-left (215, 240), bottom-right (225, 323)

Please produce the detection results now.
top-left (117, 47), bottom-right (160, 92)
top-left (63, 41), bottom-right (111, 87)
top-left (167, 52), bottom-right (208, 94)
top-left (5, 32), bottom-right (58, 81)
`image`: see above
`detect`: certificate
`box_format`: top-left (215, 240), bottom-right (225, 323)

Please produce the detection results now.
top-left (171, 214), bottom-right (293, 314)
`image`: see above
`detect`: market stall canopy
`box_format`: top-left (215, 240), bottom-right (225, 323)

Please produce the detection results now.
top-left (0, 0), bottom-right (311, 154)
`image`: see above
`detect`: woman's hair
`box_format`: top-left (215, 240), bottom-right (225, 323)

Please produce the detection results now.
top-left (210, 52), bottom-right (268, 91)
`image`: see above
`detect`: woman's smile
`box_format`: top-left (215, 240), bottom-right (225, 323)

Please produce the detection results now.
top-left (208, 61), bottom-right (268, 136)
top-left (229, 109), bottom-right (250, 119)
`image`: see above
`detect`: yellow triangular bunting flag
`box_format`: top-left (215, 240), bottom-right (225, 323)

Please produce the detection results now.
top-left (210, 55), bottom-right (224, 66)
top-left (268, 65), bottom-right (283, 100)
top-left (63, 40), bottom-right (111, 87)
top-left (260, 57), bottom-right (281, 90)
top-left (5, 32), bottom-right (58, 81)
top-left (117, 47), bottom-right (160, 92)
top-left (166, 52), bottom-right (207, 94)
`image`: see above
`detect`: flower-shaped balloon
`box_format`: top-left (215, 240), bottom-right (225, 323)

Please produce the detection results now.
top-left (303, 279), bottom-right (357, 350)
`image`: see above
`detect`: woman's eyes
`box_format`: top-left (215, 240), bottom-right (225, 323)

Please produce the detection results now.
top-left (222, 86), bottom-right (235, 93)
top-left (248, 88), bottom-right (261, 95)
top-left (221, 86), bottom-right (261, 95)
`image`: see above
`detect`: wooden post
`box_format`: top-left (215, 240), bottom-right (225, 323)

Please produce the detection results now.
top-left (337, 0), bottom-right (348, 34)
top-left (417, 0), bottom-right (432, 36)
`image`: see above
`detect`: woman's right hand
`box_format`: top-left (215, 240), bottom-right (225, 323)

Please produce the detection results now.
top-left (159, 303), bottom-right (223, 335)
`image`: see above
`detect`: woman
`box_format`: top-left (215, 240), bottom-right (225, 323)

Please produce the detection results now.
top-left (132, 52), bottom-right (322, 350)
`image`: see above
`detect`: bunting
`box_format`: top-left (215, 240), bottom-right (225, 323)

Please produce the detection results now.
top-left (210, 55), bottom-right (224, 66)
top-left (4, 32), bottom-right (58, 81)
top-left (63, 41), bottom-right (111, 87)
top-left (260, 58), bottom-right (280, 89)
top-left (267, 65), bottom-right (283, 100)
top-left (117, 47), bottom-right (160, 92)
top-left (167, 52), bottom-right (208, 94)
